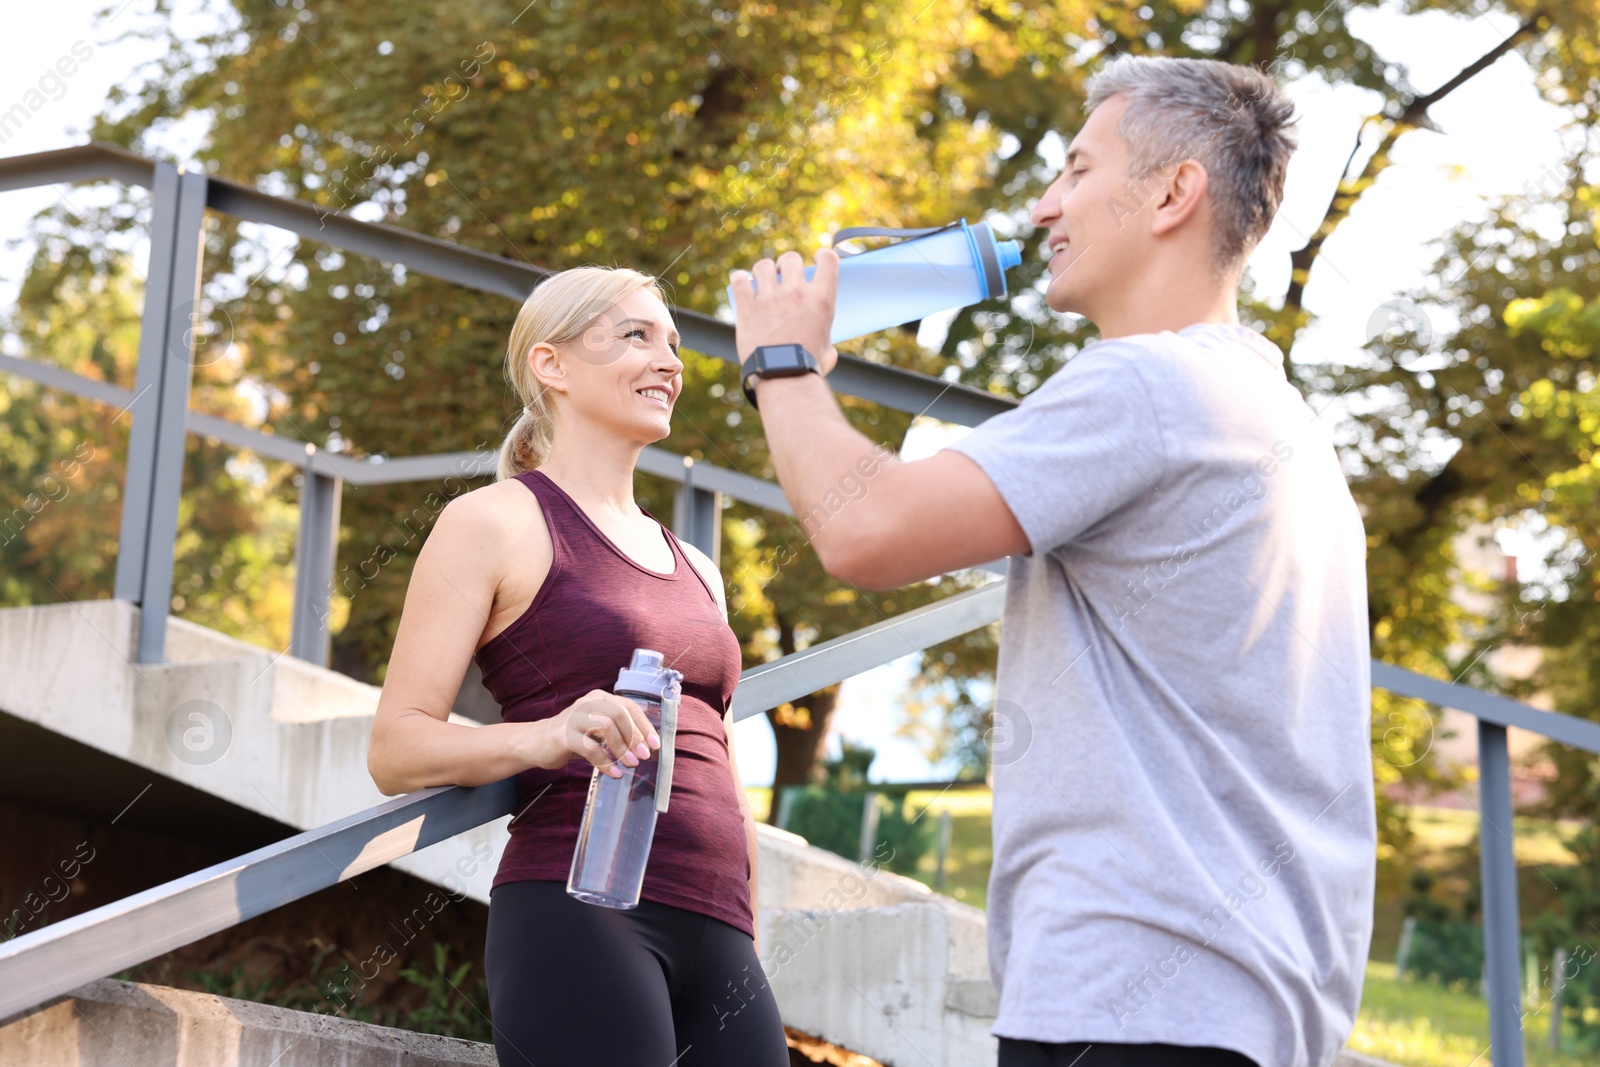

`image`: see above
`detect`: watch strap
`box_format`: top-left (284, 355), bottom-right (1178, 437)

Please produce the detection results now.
top-left (742, 344), bottom-right (819, 410)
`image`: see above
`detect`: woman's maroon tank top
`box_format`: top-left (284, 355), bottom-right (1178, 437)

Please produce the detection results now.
top-left (473, 469), bottom-right (752, 936)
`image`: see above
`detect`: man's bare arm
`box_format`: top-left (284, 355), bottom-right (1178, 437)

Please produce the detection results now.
top-left (752, 372), bottom-right (1028, 588)
top-left (731, 247), bottom-right (1028, 589)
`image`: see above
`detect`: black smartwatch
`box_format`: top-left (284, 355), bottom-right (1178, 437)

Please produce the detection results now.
top-left (741, 343), bottom-right (821, 410)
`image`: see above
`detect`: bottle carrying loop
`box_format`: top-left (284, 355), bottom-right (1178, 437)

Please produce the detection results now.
top-left (654, 691), bottom-right (678, 813)
top-left (829, 220), bottom-right (964, 253)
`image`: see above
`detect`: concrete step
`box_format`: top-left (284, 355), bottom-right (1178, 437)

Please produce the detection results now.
top-left (0, 978), bottom-right (497, 1066)
top-left (757, 823), bottom-right (996, 1064)
top-left (0, 975), bottom-right (1403, 1067)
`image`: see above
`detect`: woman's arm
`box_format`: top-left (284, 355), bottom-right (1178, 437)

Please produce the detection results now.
top-left (368, 484), bottom-right (661, 796)
top-left (367, 488), bottom-right (559, 795)
top-left (684, 542), bottom-right (761, 953)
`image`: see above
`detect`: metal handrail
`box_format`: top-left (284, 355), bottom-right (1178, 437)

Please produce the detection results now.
top-left (1372, 661), bottom-right (1600, 752)
top-left (0, 781), bottom-right (518, 1026)
top-left (0, 141), bottom-right (1015, 667)
top-left (0, 143), bottom-right (1016, 428)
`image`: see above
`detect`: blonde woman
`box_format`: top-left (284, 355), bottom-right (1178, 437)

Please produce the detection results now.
top-left (367, 267), bottom-right (786, 1066)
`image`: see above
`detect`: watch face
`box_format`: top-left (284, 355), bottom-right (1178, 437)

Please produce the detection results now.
top-left (769, 345), bottom-right (800, 371)
top-left (758, 344), bottom-right (812, 374)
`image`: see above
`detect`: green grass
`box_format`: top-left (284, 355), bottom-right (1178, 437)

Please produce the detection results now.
top-left (900, 787), bottom-right (993, 908)
top-left (1350, 961), bottom-right (1595, 1066)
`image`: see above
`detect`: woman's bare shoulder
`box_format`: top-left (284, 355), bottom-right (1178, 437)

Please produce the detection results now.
top-left (431, 476), bottom-right (550, 558)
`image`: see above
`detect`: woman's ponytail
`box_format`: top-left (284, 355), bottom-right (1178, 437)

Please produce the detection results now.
top-left (495, 405), bottom-right (554, 482)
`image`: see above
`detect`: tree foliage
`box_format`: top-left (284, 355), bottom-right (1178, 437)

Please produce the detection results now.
top-left (4, 0), bottom-right (1596, 864)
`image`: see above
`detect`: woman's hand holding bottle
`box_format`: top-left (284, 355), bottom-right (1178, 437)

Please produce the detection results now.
top-left (531, 691), bottom-right (660, 778)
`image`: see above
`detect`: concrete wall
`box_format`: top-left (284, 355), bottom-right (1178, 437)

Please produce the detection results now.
top-left (0, 979), bottom-right (498, 1067)
top-left (755, 824), bottom-right (996, 1064)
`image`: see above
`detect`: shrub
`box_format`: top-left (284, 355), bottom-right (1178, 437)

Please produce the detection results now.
top-left (781, 739), bottom-right (931, 876)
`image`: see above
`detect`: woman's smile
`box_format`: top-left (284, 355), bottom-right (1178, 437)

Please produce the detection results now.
top-left (636, 384), bottom-right (672, 409)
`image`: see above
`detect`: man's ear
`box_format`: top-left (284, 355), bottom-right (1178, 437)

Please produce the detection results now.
top-left (529, 341), bottom-right (569, 396)
top-left (1150, 158), bottom-right (1209, 238)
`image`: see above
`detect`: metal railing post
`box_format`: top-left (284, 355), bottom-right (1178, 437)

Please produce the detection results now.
top-left (775, 785), bottom-right (799, 830)
top-left (672, 455), bottom-right (722, 566)
top-left (935, 808), bottom-right (953, 890)
top-left (1549, 946), bottom-right (1567, 1050)
top-left (113, 163), bottom-right (208, 664)
top-left (290, 447), bottom-right (342, 665)
top-left (1393, 914), bottom-right (1416, 975)
top-left (1478, 718), bottom-right (1525, 1067)
top-left (858, 791), bottom-right (881, 864)
top-left (110, 162), bottom-right (177, 610)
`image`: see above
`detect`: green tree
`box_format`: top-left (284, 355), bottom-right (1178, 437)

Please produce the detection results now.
top-left (10, 0), bottom-right (1595, 855)
top-left (62, 0), bottom-right (1013, 796)
top-left (1, 200), bottom-right (294, 640)
top-left (1453, 153), bottom-right (1600, 820)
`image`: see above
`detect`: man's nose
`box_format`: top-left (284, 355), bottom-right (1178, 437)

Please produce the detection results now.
top-left (1030, 180), bottom-right (1061, 226)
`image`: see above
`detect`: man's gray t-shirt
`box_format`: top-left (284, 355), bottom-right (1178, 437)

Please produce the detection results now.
top-left (944, 322), bottom-right (1374, 1067)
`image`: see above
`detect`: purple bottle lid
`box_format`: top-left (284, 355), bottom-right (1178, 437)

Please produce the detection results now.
top-left (615, 648), bottom-right (683, 703)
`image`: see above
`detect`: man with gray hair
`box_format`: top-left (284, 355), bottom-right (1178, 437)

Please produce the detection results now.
top-left (732, 54), bottom-right (1373, 1067)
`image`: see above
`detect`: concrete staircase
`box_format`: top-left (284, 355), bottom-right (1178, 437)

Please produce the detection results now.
top-left (0, 599), bottom-right (998, 1065)
top-left (0, 599), bottom-right (494, 899)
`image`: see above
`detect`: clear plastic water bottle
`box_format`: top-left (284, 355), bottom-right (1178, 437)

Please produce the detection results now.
top-left (727, 218), bottom-right (1023, 344)
top-left (567, 648), bottom-right (683, 909)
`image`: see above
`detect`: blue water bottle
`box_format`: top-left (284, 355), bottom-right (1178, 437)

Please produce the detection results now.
top-left (727, 218), bottom-right (1023, 344)
top-left (566, 648), bottom-right (683, 909)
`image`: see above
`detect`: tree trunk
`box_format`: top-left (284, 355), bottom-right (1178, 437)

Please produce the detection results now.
top-left (764, 684), bottom-right (841, 825)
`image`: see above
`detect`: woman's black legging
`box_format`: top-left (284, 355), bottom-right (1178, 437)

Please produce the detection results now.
top-left (485, 879), bottom-right (789, 1067)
